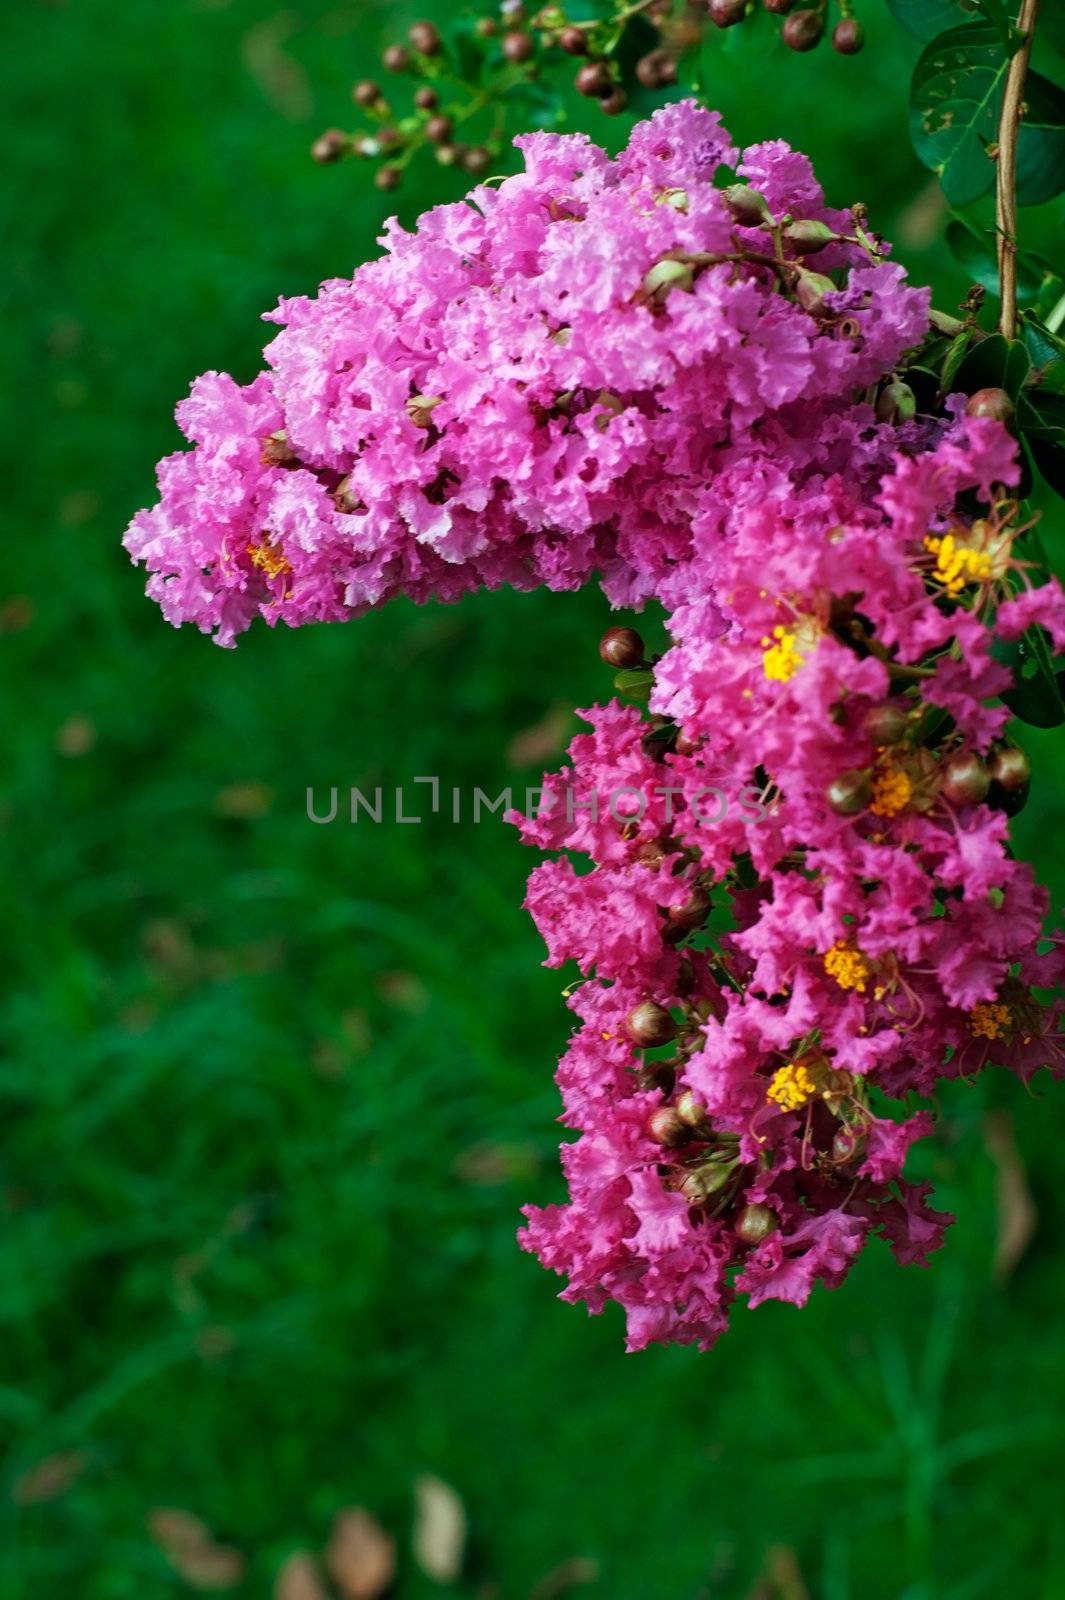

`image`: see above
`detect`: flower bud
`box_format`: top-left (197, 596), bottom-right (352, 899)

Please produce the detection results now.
top-left (408, 21), bottom-right (441, 54)
top-left (782, 8), bottom-right (824, 49)
top-left (794, 269), bottom-right (836, 316)
top-left (861, 702), bottom-right (909, 746)
top-left (875, 380), bottom-right (917, 425)
top-left (575, 61), bottom-right (612, 97)
top-left (425, 114), bottom-right (453, 144)
top-left (763, 0), bottom-right (795, 11)
top-left (681, 1160), bottom-right (736, 1204)
top-left (312, 128), bottom-right (350, 164)
top-left (735, 1203), bottom-right (778, 1246)
top-left (940, 751), bottom-right (991, 806)
top-left (831, 1125), bottom-right (866, 1164)
top-left (353, 79), bottom-right (383, 107)
top-left (666, 885), bottom-right (711, 931)
top-left (463, 146), bottom-right (492, 176)
top-left (989, 744), bottom-right (1031, 793)
top-left (476, 16), bottom-right (499, 35)
top-left (503, 30), bottom-right (535, 61)
top-left (965, 387), bottom-right (1015, 426)
top-left (559, 25), bottom-right (588, 53)
top-left (626, 1001), bottom-right (677, 1048)
top-left (600, 87), bottom-right (629, 115)
top-left (414, 86), bottom-right (439, 110)
top-left (647, 1106), bottom-right (691, 1147)
top-left (826, 768), bottom-right (872, 816)
top-left (722, 184), bottom-right (772, 226)
top-left (599, 625), bottom-right (646, 668)
top-left (382, 44), bottom-right (411, 71)
top-left (643, 258), bottom-right (694, 297)
top-left (783, 219), bottom-right (837, 255)
top-left (832, 17), bottom-right (864, 53)
top-left (636, 48), bottom-right (677, 87)
top-left (675, 1090), bottom-right (711, 1131)
top-left (375, 164), bottom-right (402, 192)
top-left (708, 0), bottom-right (747, 26)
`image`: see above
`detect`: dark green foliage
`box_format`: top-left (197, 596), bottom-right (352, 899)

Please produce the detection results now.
top-left (3, 3), bottom-right (1065, 1598)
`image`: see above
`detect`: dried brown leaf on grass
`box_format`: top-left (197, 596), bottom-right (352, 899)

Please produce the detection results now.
top-left (412, 1475), bottom-right (467, 1584)
top-left (506, 702), bottom-right (575, 769)
top-left (529, 1555), bottom-right (600, 1599)
top-left (11, 1450), bottom-right (88, 1506)
top-left (274, 1549), bottom-right (331, 1600)
top-left (326, 1508), bottom-right (397, 1600)
top-left (147, 1508), bottom-right (246, 1590)
top-left (984, 1107), bottom-right (1038, 1285)
top-left (746, 1545), bottom-right (810, 1600)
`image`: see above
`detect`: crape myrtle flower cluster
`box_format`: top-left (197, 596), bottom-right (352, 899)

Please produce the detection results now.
top-left (516, 423), bottom-right (1065, 1350)
top-left (126, 100), bottom-right (929, 646)
top-left (126, 103), bottom-right (1065, 1348)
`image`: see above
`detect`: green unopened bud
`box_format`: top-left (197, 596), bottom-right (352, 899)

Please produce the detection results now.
top-left (826, 768), bottom-right (872, 816)
top-left (656, 187), bottom-right (690, 213)
top-left (929, 308), bottom-right (966, 336)
top-left (876, 380), bottom-right (917, 425)
top-left (626, 1001), bottom-right (677, 1048)
top-left (735, 1202), bottom-right (778, 1246)
top-left (642, 258), bottom-right (695, 299)
top-left (722, 184), bottom-right (772, 226)
top-left (681, 1159), bottom-right (737, 1204)
top-left (784, 219), bottom-right (837, 255)
top-left (795, 269), bottom-right (837, 316)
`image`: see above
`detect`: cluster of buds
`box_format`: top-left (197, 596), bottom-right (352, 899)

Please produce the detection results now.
top-left (709, 0), bottom-right (862, 53)
top-left (311, 0), bottom-right (866, 188)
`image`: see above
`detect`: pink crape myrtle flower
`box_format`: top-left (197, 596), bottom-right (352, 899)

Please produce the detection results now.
top-left (124, 103), bottom-right (1065, 1350)
top-left (126, 101), bottom-right (928, 644)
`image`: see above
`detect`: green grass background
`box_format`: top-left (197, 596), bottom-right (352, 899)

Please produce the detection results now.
top-left (3, 2), bottom-right (1065, 1596)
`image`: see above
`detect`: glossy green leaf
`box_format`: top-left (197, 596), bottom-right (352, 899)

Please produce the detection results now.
top-left (1014, 71), bottom-right (1065, 204)
top-left (614, 667), bottom-right (654, 703)
top-left (952, 332), bottom-right (1031, 397)
top-left (997, 628), bottom-right (1065, 728)
top-left (887, 0), bottom-right (981, 42)
top-left (910, 24), bottom-right (1005, 204)
top-left (910, 25), bottom-right (1065, 206)
top-left (946, 218), bottom-right (1065, 308)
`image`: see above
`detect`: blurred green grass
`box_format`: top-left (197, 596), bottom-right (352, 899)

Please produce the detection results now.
top-left (2, 2), bottom-right (1065, 1596)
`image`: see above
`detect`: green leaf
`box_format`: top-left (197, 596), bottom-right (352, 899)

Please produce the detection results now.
top-left (888, 0), bottom-right (981, 42)
top-left (1021, 313), bottom-right (1065, 377)
top-left (614, 667), bottom-right (654, 703)
top-left (996, 628), bottom-right (1065, 728)
top-left (1014, 72), bottom-right (1065, 204)
top-left (951, 331), bottom-right (1031, 397)
top-left (910, 23), bottom-right (1005, 205)
top-left (1042, 4), bottom-right (1065, 57)
top-left (945, 218), bottom-right (1065, 308)
top-left (910, 27), bottom-right (1065, 206)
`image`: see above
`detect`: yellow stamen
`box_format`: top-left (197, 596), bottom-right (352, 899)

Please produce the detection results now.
top-left (246, 534), bottom-right (291, 580)
top-left (824, 940), bottom-right (870, 994)
top-left (970, 1001), bottom-right (1011, 1041)
top-left (924, 532), bottom-right (993, 597)
top-left (870, 765), bottom-right (913, 817)
top-left (767, 1061), bottom-right (818, 1111)
top-left (762, 625), bottom-right (804, 683)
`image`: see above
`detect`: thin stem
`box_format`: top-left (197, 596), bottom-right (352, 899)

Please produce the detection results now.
top-left (996, 0), bottom-right (1040, 340)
